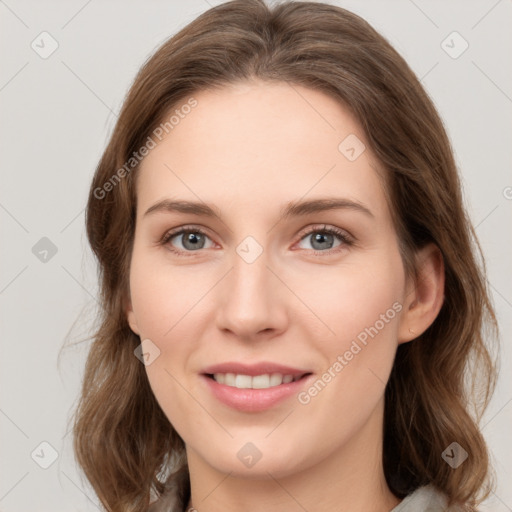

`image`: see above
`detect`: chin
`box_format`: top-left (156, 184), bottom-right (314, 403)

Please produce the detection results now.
top-left (196, 439), bottom-right (316, 480)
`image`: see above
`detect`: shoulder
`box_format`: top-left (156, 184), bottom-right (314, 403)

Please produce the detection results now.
top-left (391, 485), bottom-right (467, 512)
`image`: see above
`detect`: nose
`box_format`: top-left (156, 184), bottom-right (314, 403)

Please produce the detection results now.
top-left (215, 247), bottom-right (289, 342)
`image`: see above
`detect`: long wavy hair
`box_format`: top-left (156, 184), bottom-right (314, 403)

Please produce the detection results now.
top-left (72, 1), bottom-right (499, 510)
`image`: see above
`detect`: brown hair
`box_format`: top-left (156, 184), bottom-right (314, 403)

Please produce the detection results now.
top-left (72, 1), bottom-right (499, 510)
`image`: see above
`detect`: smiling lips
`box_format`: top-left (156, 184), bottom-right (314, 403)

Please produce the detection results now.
top-left (201, 361), bottom-right (313, 412)
top-left (211, 372), bottom-right (301, 389)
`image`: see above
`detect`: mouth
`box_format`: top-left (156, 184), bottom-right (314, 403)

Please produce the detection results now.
top-left (204, 372), bottom-right (311, 389)
top-left (200, 362), bottom-right (314, 412)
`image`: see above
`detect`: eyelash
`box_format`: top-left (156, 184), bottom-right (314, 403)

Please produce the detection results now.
top-left (160, 224), bottom-right (354, 257)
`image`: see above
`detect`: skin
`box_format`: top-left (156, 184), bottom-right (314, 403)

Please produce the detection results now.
top-left (126, 80), bottom-right (445, 512)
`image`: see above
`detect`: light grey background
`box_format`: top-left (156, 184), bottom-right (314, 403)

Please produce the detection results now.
top-left (1, 0), bottom-right (511, 510)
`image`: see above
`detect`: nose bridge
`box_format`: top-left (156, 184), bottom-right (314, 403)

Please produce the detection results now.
top-left (230, 243), bottom-right (274, 313)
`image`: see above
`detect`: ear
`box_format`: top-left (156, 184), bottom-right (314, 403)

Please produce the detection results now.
top-left (126, 297), bottom-right (141, 336)
top-left (398, 243), bottom-right (445, 344)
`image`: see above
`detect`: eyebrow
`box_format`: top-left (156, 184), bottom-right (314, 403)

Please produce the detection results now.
top-left (143, 197), bottom-right (374, 221)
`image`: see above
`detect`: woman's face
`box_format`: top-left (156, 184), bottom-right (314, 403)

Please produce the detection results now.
top-left (127, 80), bottom-right (412, 478)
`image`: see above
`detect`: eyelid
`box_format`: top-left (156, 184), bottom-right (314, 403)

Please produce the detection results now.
top-left (160, 224), bottom-right (214, 246)
top-left (295, 223), bottom-right (353, 244)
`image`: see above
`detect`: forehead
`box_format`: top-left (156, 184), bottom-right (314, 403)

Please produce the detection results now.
top-left (136, 80), bottom-right (390, 224)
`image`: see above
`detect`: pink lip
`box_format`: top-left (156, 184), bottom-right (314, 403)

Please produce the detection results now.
top-left (200, 361), bottom-right (313, 412)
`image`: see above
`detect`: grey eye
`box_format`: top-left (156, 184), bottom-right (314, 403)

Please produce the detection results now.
top-left (170, 231), bottom-right (213, 251)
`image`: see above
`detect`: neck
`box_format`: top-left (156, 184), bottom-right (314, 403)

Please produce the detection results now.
top-left (185, 399), bottom-right (401, 512)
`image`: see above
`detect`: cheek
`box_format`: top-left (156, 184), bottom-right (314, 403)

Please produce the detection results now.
top-left (297, 254), bottom-right (403, 412)
top-left (294, 252), bottom-right (404, 406)
top-left (128, 250), bottom-right (207, 437)
top-left (128, 248), bottom-right (215, 417)
top-left (288, 251), bottom-right (404, 349)
top-left (332, 271), bottom-right (401, 347)
top-left (128, 246), bottom-right (213, 339)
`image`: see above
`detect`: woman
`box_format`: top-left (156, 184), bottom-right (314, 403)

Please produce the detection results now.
top-left (73, 1), bottom-right (498, 510)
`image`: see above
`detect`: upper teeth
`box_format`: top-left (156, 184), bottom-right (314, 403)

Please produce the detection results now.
top-left (213, 373), bottom-right (296, 389)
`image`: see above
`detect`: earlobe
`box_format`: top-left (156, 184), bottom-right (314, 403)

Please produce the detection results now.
top-left (398, 243), bottom-right (445, 344)
top-left (126, 299), bottom-right (141, 336)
